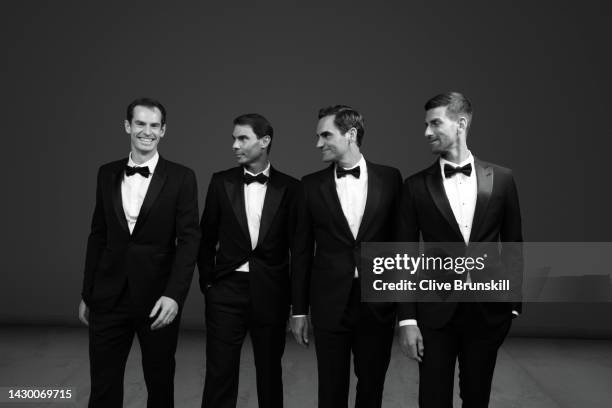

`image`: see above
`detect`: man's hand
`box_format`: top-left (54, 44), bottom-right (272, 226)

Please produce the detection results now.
top-left (399, 325), bottom-right (424, 362)
top-left (150, 296), bottom-right (179, 330)
top-left (78, 299), bottom-right (89, 326)
top-left (290, 316), bottom-right (309, 347)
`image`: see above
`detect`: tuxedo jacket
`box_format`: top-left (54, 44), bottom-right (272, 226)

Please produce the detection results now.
top-left (81, 156), bottom-right (201, 314)
top-left (197, 166), bottom-right (299, 324)
top-left (397, 158), bottom-right (523, 328)
top-left (291, 161), bottom-right (403, 330)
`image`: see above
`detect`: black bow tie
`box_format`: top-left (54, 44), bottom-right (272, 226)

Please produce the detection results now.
top-left (125, 165), bottom-right (151, 178)
top-left (444, 163), bottom-right (472, 178)
top-left (336, 166), bottom-right (360, 179)
top-left (243, 173), bottom-right (269, 185)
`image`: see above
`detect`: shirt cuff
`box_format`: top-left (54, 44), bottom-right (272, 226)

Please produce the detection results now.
top-left (399, 319), bottom-right (417, 326)
top-left (512, 310), bottom-right (519, 316)
top-left (292, 314), bottom-right (307, 318)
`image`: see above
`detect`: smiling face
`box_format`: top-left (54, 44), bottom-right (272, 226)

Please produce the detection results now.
top-left (315, 114), bottom-right (354, 163)
top-left (424, 106), bottom-right (461, 155)
top-left (232, 124), bottom-right (269, 166)
top-left (125, 105), bottom-right (165, 157)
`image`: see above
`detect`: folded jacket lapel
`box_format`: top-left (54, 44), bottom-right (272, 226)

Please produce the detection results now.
top-left (425, 162), bottom-right (464, 241)
top-left (132, 157), bottom-right (167, 236)
top-left (224, 168), bottom-right (251, 242)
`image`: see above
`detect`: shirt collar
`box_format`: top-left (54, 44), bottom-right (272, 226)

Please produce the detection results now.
top-left (335, 154), bottom-right (366, 179)
top-left (128, 151), bottom-right (159, 174)
top-left (244, 161), bottom-right (271, 177)
top-left (439, 151), bottom-right (474, 174)
top-left (336, 154), bottom-right (366, 170)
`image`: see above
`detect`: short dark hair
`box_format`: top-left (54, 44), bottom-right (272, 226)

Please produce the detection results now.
top-left (233, 113), bottom-right (274, 153)
top-left (318, 105), bottom-right (365, 147)
top-left (126, 97), bottom-right (167, 125)
top-left (424, 92), bottom-right (473, 130)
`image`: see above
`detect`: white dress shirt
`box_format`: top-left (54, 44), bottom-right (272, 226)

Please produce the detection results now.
top-left (440, 153), bottom-right (477, 245)
top-left (236, 162), bottom-right (270, 272)
top-left (336, 155), bottom-right (368, 278)
top-left (121, 152), bottom-right (159, 234)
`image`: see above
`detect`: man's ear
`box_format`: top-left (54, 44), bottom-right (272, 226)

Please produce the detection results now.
top-left (124, 120), bottom-right (131, 134)
top-left (458, 116), bottom-right (468, 133)
top-left (159, 124), bottom-right (166, 138)
top-left (260, 135), bottom-right (271, 149)
top-left (347, 127), bottom-right (357, 144)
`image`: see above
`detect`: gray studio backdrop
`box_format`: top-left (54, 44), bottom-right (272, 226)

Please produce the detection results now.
top-left (2, 2), bottom-right (611, 337)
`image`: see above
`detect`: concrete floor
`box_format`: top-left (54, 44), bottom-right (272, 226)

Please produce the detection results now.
top-left (1, 327), bottom-right (611, 407)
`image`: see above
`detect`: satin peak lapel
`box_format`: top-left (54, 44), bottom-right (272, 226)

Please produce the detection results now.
top-left (469, 159), bottom-right (493, 243)
top-left (425, 162), bottom-right (464, 241)
top-left (224, 169), bottom-right (250, 242)
top-left (132, 157), bottom-right (167, 236)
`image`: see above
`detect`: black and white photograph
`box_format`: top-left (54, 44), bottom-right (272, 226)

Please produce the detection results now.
top-left (2, 1), bottom-right (611, 407)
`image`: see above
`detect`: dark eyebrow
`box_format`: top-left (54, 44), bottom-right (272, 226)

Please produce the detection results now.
top-left (134, 120), bottom-right (161, 126)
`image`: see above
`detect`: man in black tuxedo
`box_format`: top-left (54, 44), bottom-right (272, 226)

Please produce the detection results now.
top-left (78, 97), bottom-right (201, 407)
top-left (398, 92), bottom-right (523, 407)
top-left (291, 105), bottom-right (402, 408)
top-left (198, 113), bottom-right (298, 408)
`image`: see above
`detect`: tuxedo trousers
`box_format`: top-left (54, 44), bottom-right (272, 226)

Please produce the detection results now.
top-left (313, 279), bottom-right (395, 408)
top-left (88, 286), bottom-right (180, 408)
top-left (202, 272), bottom-right (286, 408)
top-left (418, 302), bottom-right (512, 408)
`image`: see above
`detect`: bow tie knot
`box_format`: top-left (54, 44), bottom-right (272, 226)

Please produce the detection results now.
top-left (444, 163), bottom-right (472, 178)
top-left (243, 173), bottom-right (269, 185)
top-left (336, 166), bottom-right (361, 179)
top-left (125, 165), bottom-right (151, 178)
